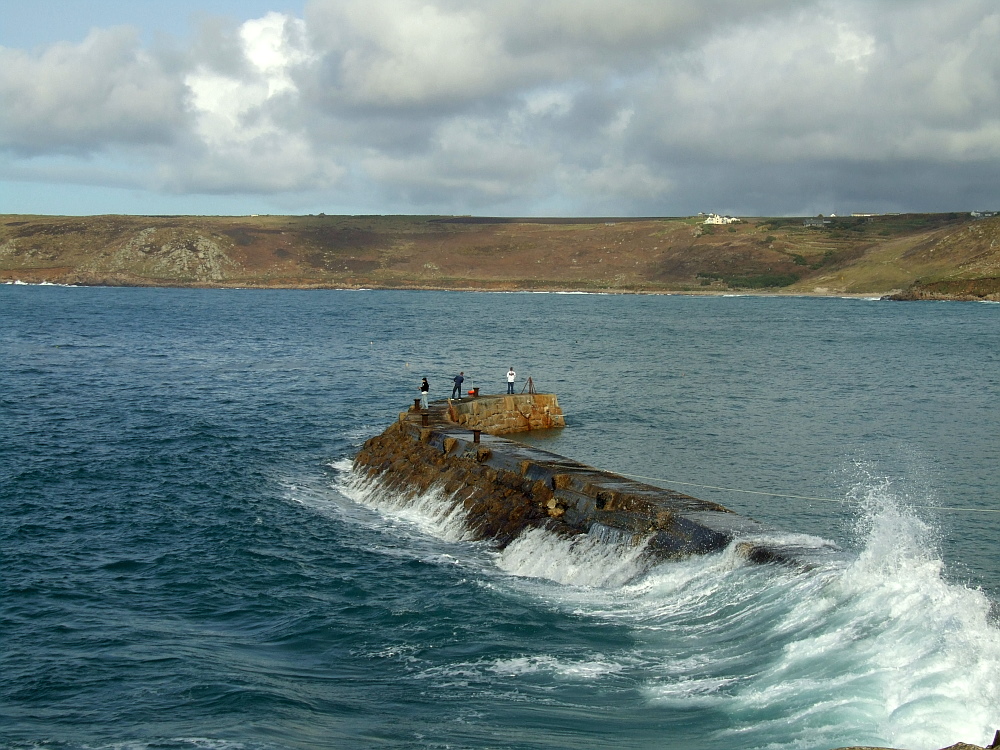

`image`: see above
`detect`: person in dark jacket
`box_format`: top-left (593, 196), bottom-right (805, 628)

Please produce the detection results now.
top-left (451, 372), bottom-right (464, 399)
top-left (419, 377), bottom-right (429, 409)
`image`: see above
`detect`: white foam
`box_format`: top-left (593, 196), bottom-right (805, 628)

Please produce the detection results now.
top-left (646, 674), bottom-right (738, 707)
top-left (415, 653), bottom-right (626, 686)
top-left (326, 457), bottom-right (354, 474)
top-left (489, 479), bottom-right (1000, 749)
top-left (494, 526), bottom-right (651, 587)
top-left (489, 654), bottom-right (624, 679)
top-left (337, 468), bottom-right (474, 544)
top-left (5, 279), bottom-right (79, 287)
top-left (324, 461), bottom-right (1000, 748)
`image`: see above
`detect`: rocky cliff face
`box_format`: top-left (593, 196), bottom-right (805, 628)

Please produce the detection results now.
top-left (886, 276), bottom-right (1000, 301)
top-left (76, 228), bottom-right (239, 283)
top-left (0, 217), bottom-right (242, 286)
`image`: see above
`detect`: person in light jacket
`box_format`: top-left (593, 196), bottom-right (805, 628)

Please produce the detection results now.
top-left (506, 367), bottom-right (516, 394)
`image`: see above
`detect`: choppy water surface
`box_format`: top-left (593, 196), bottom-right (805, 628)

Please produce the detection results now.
top-left (2, 286), bottom-right (998, 750)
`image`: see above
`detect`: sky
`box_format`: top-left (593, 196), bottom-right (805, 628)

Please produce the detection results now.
top-left (1, 0), bottom-right (999, 218)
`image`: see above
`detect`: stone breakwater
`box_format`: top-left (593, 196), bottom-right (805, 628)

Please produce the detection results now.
top-left (446, 392), bottom-right (565, 434)
top-left (353, 395), bottom-right (999, 750)
top-left (353, 394), bottom-right (830, 565)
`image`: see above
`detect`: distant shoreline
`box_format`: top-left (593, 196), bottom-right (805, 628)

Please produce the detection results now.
top-left (3, 213), bottom-right (998, 301)
top-left (7, 277), bottom-right (992, 302)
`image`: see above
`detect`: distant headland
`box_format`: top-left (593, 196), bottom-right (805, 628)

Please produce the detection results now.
top-left (2, 213), bottom-right (998, 300)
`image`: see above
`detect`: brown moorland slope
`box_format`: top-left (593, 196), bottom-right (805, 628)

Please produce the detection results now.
top-left (2, 213), bottom-right (998, 299)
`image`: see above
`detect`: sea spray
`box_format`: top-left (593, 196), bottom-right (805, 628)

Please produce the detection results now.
top-left (338, 465), bottom-right (655, 586)
top-left (824, 477), bottom-right (1000, 748)
top-left (714, 479), bottom-right (1000, 750)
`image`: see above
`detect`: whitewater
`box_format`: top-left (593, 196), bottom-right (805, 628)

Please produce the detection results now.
top-left (332, 457), bottom-right (1000, 750)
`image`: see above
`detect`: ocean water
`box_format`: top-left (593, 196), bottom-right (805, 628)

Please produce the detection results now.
top-left (2, 285), bottom-right (998, 750)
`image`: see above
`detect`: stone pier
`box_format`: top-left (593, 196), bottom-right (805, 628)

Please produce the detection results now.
top-left (447, 393), bottom-right (564, 434)
top-left (354, 393), bottom-right (832, 566)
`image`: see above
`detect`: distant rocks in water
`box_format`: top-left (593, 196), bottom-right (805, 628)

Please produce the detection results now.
top-left (832, 729), bottom-right (1000, 750)
top-left (885, 276), bottom-right (1000, 302)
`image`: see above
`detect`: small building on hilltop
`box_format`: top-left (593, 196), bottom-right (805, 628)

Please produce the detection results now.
top-left (803, 217), bottom-right (832, 227)
top-left (703, 214), bottom-right (741, 225)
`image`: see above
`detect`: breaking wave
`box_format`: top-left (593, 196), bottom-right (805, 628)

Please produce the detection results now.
top-left (327, 464), bottom-right (1000, 749)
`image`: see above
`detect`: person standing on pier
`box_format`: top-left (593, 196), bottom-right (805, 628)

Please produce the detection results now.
top-left (419, 377), bottom-right (429, 409)
top-left (451, 372), bottom-right (464, 399)
top-left (506, 367), bottom-right (516, 394)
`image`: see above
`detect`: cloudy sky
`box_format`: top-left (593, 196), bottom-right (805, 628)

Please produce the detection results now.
top-left (1, 0), bottom-right (999, 217)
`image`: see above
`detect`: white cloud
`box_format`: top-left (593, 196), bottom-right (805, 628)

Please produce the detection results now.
top-left (304, 0), bottom-right (511, 110)
top-left (174, 12), bottom-right (347, 193)
top-left (631, 2), bottom-right (1000, 167)
top-left (156, 133), bottom-right (343, 194)
top-left (240, 12), bottom-right (311, 94)
top-left (189, 15), bottom-right (309, 132)
top-left (522, 89), bottom-right (574, 119)
top-left (603, 108), bottom-right (634, 139)
top-left (183, 17), bottom-right (299, 144)
top-left (565, 159), bottom-right (673, 208)
top-left (0, 26), bottom-right (185, 153)
top-left (832, 22), bottom-right (875, 70)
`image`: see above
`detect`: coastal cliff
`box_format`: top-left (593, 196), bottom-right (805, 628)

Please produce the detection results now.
top-left (4, 212), bottom-right (999, 298)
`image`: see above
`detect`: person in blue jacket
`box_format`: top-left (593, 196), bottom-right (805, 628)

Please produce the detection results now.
top-left (451, 371), bottom-right (465, 399)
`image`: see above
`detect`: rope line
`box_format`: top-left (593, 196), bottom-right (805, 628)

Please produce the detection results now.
top-left (618, 472), bottom-right (1000, 514)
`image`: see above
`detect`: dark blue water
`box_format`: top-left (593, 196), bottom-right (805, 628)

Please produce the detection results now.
top-left (2, 286), bottom-right (999, 750)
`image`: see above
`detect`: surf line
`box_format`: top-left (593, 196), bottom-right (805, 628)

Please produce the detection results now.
top-left (618, 472), bottom-right (1000, 514)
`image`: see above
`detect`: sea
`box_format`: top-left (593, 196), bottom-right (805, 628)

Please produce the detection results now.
top-left (2, 284), bottom-right (998, 750)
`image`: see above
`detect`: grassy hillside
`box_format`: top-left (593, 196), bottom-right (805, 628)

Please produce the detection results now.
top-left (2, 212), bottom-right (998, 299)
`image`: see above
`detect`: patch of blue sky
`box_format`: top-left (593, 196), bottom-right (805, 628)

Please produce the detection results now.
top-left (0, 1), bottom-right (305, 48)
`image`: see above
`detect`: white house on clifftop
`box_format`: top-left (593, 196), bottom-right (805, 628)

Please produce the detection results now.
top-left (703, 213), bottom-right (741, 225)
